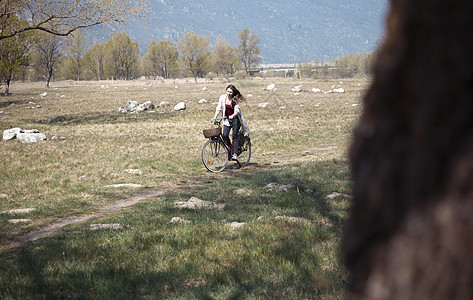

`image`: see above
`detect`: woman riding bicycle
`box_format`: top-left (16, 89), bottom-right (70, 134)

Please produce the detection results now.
top-left (211, 84), bottom-right (250, 160)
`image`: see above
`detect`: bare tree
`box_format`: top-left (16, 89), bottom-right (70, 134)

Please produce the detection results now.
top-left (212, 36), bottom-right (237, 76)
top-left (177, 32), bottom-right (211, 83)
top-left (31, 33), bottom-right (63, 87)
top-left (237, 27), bottom-right (262, 74)
top-left (0, 16), bottom-right (32, 94)
top-left (0, 0), bottom-right (150, 40)
top-left (144, 40), bottom-right (179, 79)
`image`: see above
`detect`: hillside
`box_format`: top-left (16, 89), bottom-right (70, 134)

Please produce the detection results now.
top-left (118, 0), bottom-right (388, 63)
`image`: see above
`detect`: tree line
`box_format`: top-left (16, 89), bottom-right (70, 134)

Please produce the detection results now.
top-left (1, 0), bottom-right (374, 95)
top-left (0, 22), bottom-right (263, 94)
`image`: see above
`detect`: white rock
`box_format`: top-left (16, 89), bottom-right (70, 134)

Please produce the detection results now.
top-left (17, 132), bottom-right (47, 143)
top-left (89, 224), bottom-right (124, 231)
top-left (8, 219), bottom-right (31, 224)
top-left (1, 208), bottom-right (36, 214)
top-left (125, 169), bottom-right (143, 175)
top-left (202, 87), bottom-right (207, 91)
top-left (3, 128), bottom-right (22, 140)
top-left (198, 99), bottom-right (208, 104)
top-left (104, 183), bottom-right (143, 188)
top-left (258, 102), bottom-right (270, 108)
top-left (170, 217), bottom-right (192, 224)
top-left (333, 88), bottom-right (345, 93)
top-left (229, 221), bottom-right (246, 229)
top-left (126, 100), bottom-right (139, 111)
top-left (266, 84), bottom-right (276, 91)
top-left (326, 192), bottom-right (353, 200)
top-left (40, 92), bottom-right (47, 97)
top-left (265, 183), bottom-right (295, 192)
top-left (174, 197), bottom-right (225, 210)
top-left (292, 85), bottom-right (303, 92)
top-left (275, 215), bottom-right (311, 224)
top-left (159, 101), bottom-right (170, 107)
top-left (173, 102), bottom-right (186, 111)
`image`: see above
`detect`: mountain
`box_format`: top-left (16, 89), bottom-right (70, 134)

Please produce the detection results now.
top-left (122, 0), bottom-right (388, 63)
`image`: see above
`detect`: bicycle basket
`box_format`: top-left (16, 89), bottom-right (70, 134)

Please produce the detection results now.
top-left (203, 127), bottom-right (221, 138)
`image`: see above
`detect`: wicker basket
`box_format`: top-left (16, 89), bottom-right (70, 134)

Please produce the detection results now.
top-left (203, 127), bottom-right (221, 138)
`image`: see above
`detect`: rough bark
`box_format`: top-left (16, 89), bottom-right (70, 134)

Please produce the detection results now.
top-left (343, 0), bottom-right (473, 299)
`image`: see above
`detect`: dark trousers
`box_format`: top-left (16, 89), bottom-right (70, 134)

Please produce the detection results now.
top-left (222, 118), bottom-right (241, 154)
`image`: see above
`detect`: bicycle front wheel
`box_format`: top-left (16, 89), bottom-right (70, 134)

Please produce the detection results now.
top-left (202, 139), bottom-right (228, 172)
top-left (237, 136), bottom-right (251, 166)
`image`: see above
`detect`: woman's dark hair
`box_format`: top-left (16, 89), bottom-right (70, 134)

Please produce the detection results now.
top-left (227, 84), bottom-right (246, 105)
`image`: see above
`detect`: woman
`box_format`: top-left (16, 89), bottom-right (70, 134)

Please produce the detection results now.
top-left (212, 84), bottom-right (250, 160)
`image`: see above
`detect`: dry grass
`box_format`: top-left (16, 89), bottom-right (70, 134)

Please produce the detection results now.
top-left (1, 77), bottom-right (366, 243)
top-left (0, 77), bottom-right (368, 298)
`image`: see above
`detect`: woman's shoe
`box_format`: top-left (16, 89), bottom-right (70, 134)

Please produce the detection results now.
top-left (231, 154), bottom-right (238, 160)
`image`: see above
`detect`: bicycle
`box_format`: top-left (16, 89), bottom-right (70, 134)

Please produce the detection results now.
top-left (201, 118), bottom-right (251, 172)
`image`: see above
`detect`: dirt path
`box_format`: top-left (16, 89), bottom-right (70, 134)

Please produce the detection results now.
top-left (6, 147), bottom-right (336, 249)
top-left (7, 164), bottom-right (252, 248)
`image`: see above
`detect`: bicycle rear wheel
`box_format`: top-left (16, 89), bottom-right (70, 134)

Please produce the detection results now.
top-left (202, 139), bottom-right (228, 172)
top-left (237, 136), bottom-right (251, 166)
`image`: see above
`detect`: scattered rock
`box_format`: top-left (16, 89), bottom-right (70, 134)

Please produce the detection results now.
top-left (198, 99), bottom-right (208, 104)
top-left (311, 88), bottom-right (322, 93)
top-left (275, 215), bottom-right (311, 224)
top-left (119, 100), bottom-right (155, 113)
top-left (170, 217), bottom-right (192, 224)
top-left (174, 197), bottom-right (225, 210)
top-left (50, 135), bottom-right (66, 140)
top-left (333, 88), bottom-right (345, 93)
top-left (40, 92), bottom-right (47, 97)
top-left (202, 87), bottom-right (207, 91)
top-left (89, 223), bottom-right (124, 231)
top-left (292, 85), bottom-right (303, 92)
top-left (159, 101), bottom-right (170, 107)
top-left (1, 208), bottom-right (36, 214)
top-left (104, 184), bottom-right (144, 188)
top-left (8, 219), bottom-right (31, 224)
top-left (0, 193), bottom-right (9, 199)
top-left (265, 183), bottom-right (295, 192)
top-left (326, 192), bottom-right (353, 200)
top-left (17, 131), bottom-right (47, 143)
top-left (258, 102), bottom-right (270, 108)
top-left (265, 83), bottom-right (276, 91)
top-left (125, 169), bottom-right (143, 175)
top-left (173, 102), bottom-right (186, 111)
top-left (228, 221), bottom-right (246, 229)
top-left (3, 128), bottom-right (22, 140)
top-left (234, 189), bottom-right (252, 196)
top-left (3, 128), bottom-right (46, 143)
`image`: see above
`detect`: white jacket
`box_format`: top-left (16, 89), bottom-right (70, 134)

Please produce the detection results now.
top-left (214, 94), bottom-right (251, 136)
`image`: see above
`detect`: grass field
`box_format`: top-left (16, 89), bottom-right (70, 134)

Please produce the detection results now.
top-left (0, 77), bottom-right (367, 298)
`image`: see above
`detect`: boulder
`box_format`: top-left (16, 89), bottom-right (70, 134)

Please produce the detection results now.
top-left (17, 131), bottom-right (47, 143)
top-left (173, 102), bottom-right (186, 111)
top-left (126, 100), bottom-right (139, 111)
top-left (3, 128), bottom-right (22, 140)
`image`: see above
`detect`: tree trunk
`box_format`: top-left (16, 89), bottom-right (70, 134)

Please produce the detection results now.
top-left (5, 78), bottom-right (10, 95)
top-left (45, 67), bottom-right (53, 88)
top-left (343, 1), bottom-right (473, 299)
